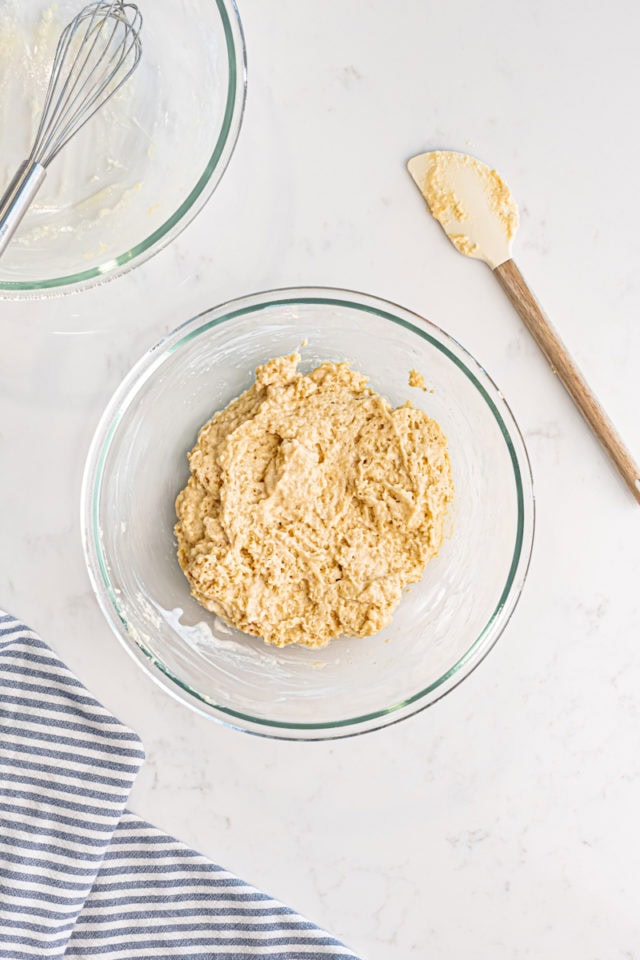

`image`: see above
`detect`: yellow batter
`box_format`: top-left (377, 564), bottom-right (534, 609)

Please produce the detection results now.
top-left (175, 354), bottom-right (454, 648)
top-left (408, 368), bottom-right (428, 391)
top-left (423, 151), bottom-right (518, 241)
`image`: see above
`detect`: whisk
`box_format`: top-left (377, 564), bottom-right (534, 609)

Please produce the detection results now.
top-left (0, 1), bottom-right (142, 258)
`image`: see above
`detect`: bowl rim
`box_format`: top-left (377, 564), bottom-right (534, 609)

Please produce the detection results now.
top-left (0, 0), bottom-right (247, 299)
top-left (81, 286), bottom-right (536, 740)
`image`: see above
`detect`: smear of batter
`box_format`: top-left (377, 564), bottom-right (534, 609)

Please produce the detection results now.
top-left (175, 354), bottom-right (454, 649)
top-left (407, 150), bottom-right (519, 268)
top-left (424, 152), bottom-right (517, 239)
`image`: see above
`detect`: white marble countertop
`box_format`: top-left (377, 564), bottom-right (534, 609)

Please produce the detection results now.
top-left (2, 0), bottom-right (640, 956)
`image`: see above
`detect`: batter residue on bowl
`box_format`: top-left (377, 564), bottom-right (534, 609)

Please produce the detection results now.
top-left (175, 353), bottom-right (454, 648)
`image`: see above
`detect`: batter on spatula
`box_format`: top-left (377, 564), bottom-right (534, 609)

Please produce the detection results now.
top-left (175, 353), bottom-right (454, 648)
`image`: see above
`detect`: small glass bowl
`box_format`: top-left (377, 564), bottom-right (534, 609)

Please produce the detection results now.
top-left (82, 288), bottom-right (535, 739)
top-left (0, 0), bottom-right (246, 297)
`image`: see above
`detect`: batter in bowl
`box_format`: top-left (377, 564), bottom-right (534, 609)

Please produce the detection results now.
top-left (175, 353), bottom-right (454, 648)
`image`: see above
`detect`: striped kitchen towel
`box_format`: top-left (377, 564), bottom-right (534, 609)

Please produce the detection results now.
top-left (0, 611), bottom-right (360, 960)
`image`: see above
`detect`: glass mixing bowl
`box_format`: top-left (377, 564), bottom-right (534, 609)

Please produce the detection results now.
top-left (0, 0), bottom-right (245, 297)
top-left (82, 288), bottom-right (535, 739)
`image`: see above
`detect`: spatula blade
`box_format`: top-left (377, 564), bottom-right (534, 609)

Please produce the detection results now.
top-left (407, 150), bottom-right (519, 269)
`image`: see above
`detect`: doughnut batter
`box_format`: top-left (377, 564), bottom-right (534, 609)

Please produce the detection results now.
top-left (175, 354), bottom-right (454, 648)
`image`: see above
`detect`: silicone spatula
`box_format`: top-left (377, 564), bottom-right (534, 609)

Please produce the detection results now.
top-left (407, 149), bottom-right (640, 505)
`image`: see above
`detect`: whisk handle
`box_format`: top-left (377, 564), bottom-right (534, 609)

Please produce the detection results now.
top-left (0, 161), bottom-right (47, 258)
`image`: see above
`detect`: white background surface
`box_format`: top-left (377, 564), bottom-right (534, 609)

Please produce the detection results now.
top-left (2, 1), bottom-right (640, 957)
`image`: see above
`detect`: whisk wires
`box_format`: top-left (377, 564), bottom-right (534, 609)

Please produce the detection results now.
top-left (30, 1), bottom-right (142, 168)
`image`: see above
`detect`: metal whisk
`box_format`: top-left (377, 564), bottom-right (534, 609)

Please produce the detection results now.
top-left (0, 1), bottom-right (142, 258)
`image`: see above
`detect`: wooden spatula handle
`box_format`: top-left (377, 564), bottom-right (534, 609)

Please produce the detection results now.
top-left (494, 258), bottom-right (640, 505)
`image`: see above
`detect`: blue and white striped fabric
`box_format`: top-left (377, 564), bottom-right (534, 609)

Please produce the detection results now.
top-left (0, 612), bottom-right (359, 960)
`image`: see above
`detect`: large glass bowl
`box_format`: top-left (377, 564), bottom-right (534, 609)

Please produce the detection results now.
top-left (0, 0), bottom-right (246, 297)
top-left (82, 288), bottom-right (535, 739)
